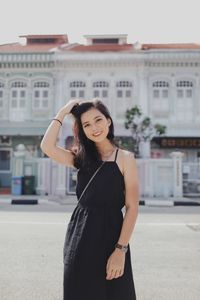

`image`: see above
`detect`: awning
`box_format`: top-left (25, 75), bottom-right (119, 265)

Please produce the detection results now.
top-left (0, 121), bottom-right (50, 136)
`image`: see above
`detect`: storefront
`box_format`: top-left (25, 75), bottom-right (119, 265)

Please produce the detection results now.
top-left (152, 137), bottom-right (200, 162)
top-left (0, 135), bottom-right (43, 194)
top-left (0, 147), bottom-right (12, 194)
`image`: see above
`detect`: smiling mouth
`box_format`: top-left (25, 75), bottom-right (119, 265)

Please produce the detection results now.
top-left (93, 132), bottom-right (102, 137)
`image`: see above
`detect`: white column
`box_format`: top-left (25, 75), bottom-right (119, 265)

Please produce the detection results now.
top-left (170, 151), bottom-right (184, 197)
top-left (55, 163), bottom-right (66, 196)
top-left (194, 76), bottom-right (199, 121)
top-left (36, 158), bottom-right (51, 195)
top-left (139, 140), bottom-right (151, 158)
top-left (4, 81), bottom-right (9, 120)
top-left (12, 157), bottom-right (24, 176)
top-left (144, 159), bottom-right (154, 197)
top-left (55, 124), bottom-right (67, 196)
top-left (170, 76), bottom-right (176, 122)
top-left (26, 79), bottom-right (32, 120)
top-left (13, 144), bottom-right (26, 176)
top-left (54, 71), bottom-right (65, 113)
top-left (137, 67), bottom-right (148, 114)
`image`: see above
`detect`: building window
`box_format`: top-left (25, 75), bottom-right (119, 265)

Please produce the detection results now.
top-left (92, 81), bottom-right (110, 108)
top-left (0, 150), bottom-right (10, 171)
top-left (116, 80), bottom-right (133, 119)
top-left (176, 80), bottom-right (194, 121)
top-left (177, 89), bottom-right (183, 98)
top-left (152, 81), bottom-right (170, 116)
top-left (117, 90), bottom-right (123, 98)
top-left (126, 90), bottom-right (131, 98)
top-left (11, 81), bottom-right (27, 88)
top-left (93, 81), bottom-right (109, 88)
top-left (70, 90), bottom-right (76, 98)
top-left (153, 81), bottom-right (169, 88)
top-left (186, 89), bottom-right (192, 98)
top-left (70, 90), bottom-right (85, 98)
top-left (43, 90), bottom-right (48, 98)
top-left (33, 81), bottom-right (50, 110)
top-left (12, 90), bottom-right (17, 98)
top-left (34, 91), bottom-right (39, 98)
top-left (176, 81), bottom-right (193, 87)
top-left (102, 90), bottom-right (108, 98)
top-left (93, 81), bottom-right (109, 97)
top-left (79, 90), bottom-right (84, 98)
top-left (153, 90), bottom-right (159, 98)
top-left (20, 90), bottom-right (25, 98)
top-left (69, 81), bottom-right (86, 99)
top-left (116, 81), bottom-right (133, 98)
top-left (10, 80), bottom-right (27, 121)
top-left (116, 81), bottom-right (133, 88)
top-left (34, 81), bottom-right (50, 88)
top-left (162, 90), bottom-right (168, 98)
top-left (0, 82), bottom-right (4, 110)
top-left (70, 81), bottom-right (86, 88)
top-left (94, 90), bottom-right (99, 97)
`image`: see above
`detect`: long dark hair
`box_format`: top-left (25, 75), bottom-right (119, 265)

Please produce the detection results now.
top-left (69, 98), bottom-right (119, 170)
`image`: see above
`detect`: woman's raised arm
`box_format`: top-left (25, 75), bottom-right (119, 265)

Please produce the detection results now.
top-left (40, 99), bottom-right (80, 168)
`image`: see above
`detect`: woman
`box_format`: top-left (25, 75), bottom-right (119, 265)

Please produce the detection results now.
top-left (40, 98), bottom-right (139, 300)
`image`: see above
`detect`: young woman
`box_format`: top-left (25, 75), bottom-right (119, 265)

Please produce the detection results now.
top-left (40, 98), bottom-right (139, 300)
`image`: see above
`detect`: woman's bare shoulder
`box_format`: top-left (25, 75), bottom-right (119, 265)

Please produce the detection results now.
top-left (117, 148), bottom-right (135, 176)
top-left (118, 148), bottom-right (135, 161)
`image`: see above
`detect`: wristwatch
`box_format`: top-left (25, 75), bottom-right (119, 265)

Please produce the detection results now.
top-left (115, 243), bottom-right (128, 253)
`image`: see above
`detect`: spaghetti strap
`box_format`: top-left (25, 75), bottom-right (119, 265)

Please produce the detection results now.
top-left (114, 148), bottom-right (119, 162)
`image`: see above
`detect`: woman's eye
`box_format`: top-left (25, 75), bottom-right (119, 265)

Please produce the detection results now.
top-left (84, 119), bottom-right (101, 128)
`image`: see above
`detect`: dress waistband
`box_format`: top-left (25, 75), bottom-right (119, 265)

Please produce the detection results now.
top-left (77, 201), bottom-right (123, 211)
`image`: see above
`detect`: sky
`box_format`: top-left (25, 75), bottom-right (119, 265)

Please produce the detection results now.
top-left (1, 0), bottom-right (200, 45)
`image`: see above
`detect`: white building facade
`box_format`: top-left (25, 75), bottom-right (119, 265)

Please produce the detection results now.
top-left (0, 34), bottom-right (200, 195)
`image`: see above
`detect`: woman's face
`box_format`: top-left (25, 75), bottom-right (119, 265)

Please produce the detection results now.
top-left (80, 108), bottom-right (111, 142)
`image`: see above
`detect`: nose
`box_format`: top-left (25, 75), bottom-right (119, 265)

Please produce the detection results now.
top-left (91, 124), bottom-right (98, 132)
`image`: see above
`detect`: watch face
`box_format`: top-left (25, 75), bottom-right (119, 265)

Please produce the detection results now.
top-left (115, 244), bottom-right (128, 252)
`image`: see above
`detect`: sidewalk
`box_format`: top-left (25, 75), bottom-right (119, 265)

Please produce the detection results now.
top-left (0, 194), bottom-right (200, 206)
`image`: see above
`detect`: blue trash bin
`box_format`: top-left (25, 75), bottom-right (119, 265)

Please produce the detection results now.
top-left (11, 176), bottom-right (24, 195)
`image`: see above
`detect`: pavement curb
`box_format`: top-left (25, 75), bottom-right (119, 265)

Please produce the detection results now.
top-left (0, 198), bottom-right (51, 205)
top-left (0, 196), bottom-right (200, 206)
top-left (143, 200), bottom-right (174, 207)
top-left (141, 199), bottom-right (200, 207)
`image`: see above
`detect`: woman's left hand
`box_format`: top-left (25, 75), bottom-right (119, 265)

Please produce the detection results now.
top-left (106, 249), bottom-right (125, 280)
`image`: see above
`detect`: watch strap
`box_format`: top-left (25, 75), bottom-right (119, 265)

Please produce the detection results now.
top-left (115, 243), bottom-right (128, 253)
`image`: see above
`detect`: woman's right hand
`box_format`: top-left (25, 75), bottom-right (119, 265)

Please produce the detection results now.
top-left (59, 99), bottom-right (83, 116)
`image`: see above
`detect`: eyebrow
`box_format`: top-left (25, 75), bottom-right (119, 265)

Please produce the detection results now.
top-left (82, 115), bottom-right (102, 126)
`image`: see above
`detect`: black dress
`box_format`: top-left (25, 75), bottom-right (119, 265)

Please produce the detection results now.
top-left (63, 148), bottom-right (136, 300)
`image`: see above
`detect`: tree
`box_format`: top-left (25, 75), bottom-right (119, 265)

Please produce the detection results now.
top-left (124, 106), bottom-right (167, 157)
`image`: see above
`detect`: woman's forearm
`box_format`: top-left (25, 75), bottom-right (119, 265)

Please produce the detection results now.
top-left (117, 206), bottom-right (138, 246)
top-left (40, 109), bottom-right (66, 153)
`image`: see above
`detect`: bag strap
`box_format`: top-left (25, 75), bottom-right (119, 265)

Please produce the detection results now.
top-left (78, 161), bottom-right (106, 202)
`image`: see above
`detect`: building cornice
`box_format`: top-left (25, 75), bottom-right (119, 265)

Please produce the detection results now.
top-left (0, 53), bottom-right (55, 69)
top-left (54, 51), bottom-right (143, 68)
top-left (1, 50), bottom-right (200, 69)
top-left (0, 52), bottom-right (54, 62)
